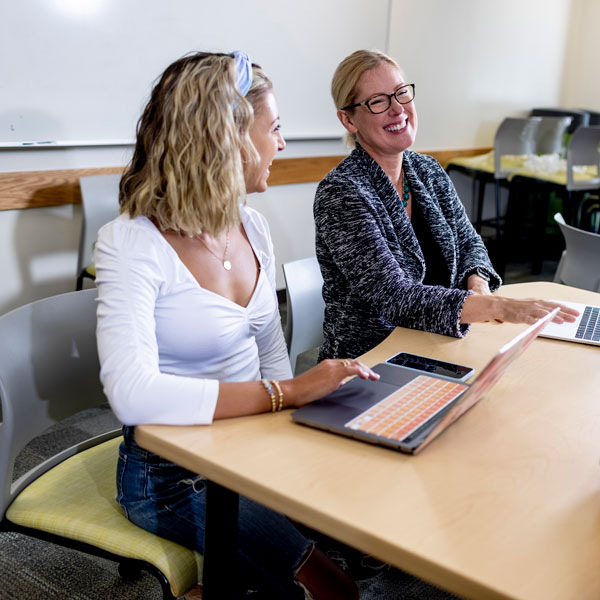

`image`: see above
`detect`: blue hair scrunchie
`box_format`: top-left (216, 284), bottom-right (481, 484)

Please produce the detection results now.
top-left (232, 50), bottom-right (253, 98)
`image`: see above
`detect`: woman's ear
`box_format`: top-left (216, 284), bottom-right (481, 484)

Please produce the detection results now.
top-left (337, 109), bottom-right (358, 135)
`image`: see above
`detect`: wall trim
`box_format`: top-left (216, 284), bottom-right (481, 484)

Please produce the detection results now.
top-left (0, 148), bottom-right (491, 211)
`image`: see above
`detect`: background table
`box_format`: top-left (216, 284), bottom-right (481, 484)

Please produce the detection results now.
top-left (137, 282), bottom-right (600, 600)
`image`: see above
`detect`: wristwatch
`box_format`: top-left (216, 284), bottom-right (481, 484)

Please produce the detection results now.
top-left (470, 267), bottom-right (491, 282)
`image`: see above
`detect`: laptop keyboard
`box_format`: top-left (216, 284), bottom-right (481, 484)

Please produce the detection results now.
top-left (345, 375), bottom-right (467, 442)
top-left (576, 306), bottom-right (600, 341)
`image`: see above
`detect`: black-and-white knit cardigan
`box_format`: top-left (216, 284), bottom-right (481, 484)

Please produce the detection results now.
top-left (314, 143), bottom-right (501, 360)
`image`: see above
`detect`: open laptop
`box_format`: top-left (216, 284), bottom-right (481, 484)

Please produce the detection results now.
top-left (538, 300), bottom-right (600, 346)
top-left (292, 308), bottom-right (558, 455)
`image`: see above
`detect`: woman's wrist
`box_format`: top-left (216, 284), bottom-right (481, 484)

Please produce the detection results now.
top-left (467, 273), bottom-right (491, 295)
top-left (278, 379), bottom-right (296, 409)
top-left (460, 292), bottom-right (500, 324)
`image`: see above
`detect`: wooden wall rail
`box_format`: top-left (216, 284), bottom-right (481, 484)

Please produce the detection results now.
top-left (0, 148), bottom-right (490, 211)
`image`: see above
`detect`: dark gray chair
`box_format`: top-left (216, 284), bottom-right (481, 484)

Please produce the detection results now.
top-left (566, 125), bottom-right (600, 194)
top-left (530, 108), bottom-right (589, 134)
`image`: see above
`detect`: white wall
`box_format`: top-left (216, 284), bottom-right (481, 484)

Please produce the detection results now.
top-left (2, 0), bottom-right (600, 314)
top-left (561, 0), bottom-right (600, 110)
top-left (389, 0), bottom-right (573, 149)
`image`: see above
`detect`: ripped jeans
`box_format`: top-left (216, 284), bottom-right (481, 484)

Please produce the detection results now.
top-left (117, 426), bottom-right (310, 599)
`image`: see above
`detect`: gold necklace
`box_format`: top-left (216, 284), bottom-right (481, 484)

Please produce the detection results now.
top-left (198, 230), bottom-right (231, 271)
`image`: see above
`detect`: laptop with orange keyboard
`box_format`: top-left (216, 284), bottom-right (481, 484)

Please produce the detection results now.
top-left (292, 308), bottom-right (558, 454)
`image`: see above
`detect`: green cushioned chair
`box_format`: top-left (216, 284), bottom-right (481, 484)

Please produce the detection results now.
top-left (0, 289), bottom-right (203, 599)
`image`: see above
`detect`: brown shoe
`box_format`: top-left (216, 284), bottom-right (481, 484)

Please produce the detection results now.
top-left (183, 584), bottom-right (203, 599)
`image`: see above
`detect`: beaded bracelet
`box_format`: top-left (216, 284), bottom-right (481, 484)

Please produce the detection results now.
top-left (261, 379), bottom-right (277, 412)
top-left (271, 379), bottom-right (284, 412)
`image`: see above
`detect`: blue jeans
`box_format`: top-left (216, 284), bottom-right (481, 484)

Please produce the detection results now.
top-left (117, 426), bottom-right (311, 598)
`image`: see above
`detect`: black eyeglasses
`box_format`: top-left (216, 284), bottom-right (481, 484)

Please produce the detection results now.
top-left (341, 84), bottom-right (415, 114)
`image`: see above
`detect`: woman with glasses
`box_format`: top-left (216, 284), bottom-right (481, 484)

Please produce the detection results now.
top-left (314, 49), bottom-right (577, 360)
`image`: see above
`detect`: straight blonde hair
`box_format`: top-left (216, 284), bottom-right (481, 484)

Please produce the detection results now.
top-left (120, 52), bottom-right (272, 236)
top-left (331, 49), bottom-right (402, 147)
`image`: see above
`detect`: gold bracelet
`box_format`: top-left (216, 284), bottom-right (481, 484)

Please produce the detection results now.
top-left (261, 379), bottom-right (277, 412)
top-left (271, 379), bottom-right (284, 412)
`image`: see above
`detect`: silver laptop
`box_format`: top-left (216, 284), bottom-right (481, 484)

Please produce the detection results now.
top-left (292, 308), bottom-right (558, 455)
top-left (538, 300), bottom-right (600, 346)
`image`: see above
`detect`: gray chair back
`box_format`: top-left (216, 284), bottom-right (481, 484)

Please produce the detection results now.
top-left (530, 108), bottom-right (589, 134)
top-left (553, 213), bottom-right (600, 292)
top-left (77, 174), bottom-right (121, 278)
top-left (494, 117), bottom-right (540, 178)
top-left (282, 257), bottom-right (325, 374)
top-left (534, 116), bottom-right (572, 155)
top-left (0, 288), bottom-right (110, 516)
top-left (566, 126), bottom-right (600, 192)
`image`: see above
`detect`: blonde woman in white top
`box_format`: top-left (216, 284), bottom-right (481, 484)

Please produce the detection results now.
top-left (95, 51), bottom-right (377, 599)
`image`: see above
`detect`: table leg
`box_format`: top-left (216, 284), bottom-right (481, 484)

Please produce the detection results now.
top-left (202, 480), bottom-right (240, 600)
top-left (475, 176), bottom-right (485, 233)
top-left (532, 188), bottom-right (549, 275)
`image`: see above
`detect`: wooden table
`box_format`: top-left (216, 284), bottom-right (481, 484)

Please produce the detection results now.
top-left (136, 282), bottom-right (600, 600)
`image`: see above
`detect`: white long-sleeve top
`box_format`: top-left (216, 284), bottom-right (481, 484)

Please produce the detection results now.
top-left (94, 206), bottom-right (292, 426)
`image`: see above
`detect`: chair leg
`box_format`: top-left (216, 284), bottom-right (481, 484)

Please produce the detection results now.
top-left (492, 179), bottom-right (506, 279)
top-left (76, 270), bottom-right (96, 291)
top-left (119, 560), bottom-right (178, 600)
top-left (475, 177), bottom-right (486, 233)
top-left (118, 558), bottom-right (143, 580)
top-left (531, 189), bottom-right (549, 275)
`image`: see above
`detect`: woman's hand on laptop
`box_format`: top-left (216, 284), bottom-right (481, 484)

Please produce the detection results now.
top-left (280, 359), bottom-right (380, 408)
top-left (460, 296), bottom-right (579, 325)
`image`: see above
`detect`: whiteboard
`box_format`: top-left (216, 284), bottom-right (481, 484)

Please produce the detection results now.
top-left (0, 0), bottom-right (389, 146)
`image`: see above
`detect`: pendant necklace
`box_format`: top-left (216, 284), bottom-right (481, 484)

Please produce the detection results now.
top-left (198, 230), bottom-right (232, 271)
top-left (400, 170), bottom-right (410, 208)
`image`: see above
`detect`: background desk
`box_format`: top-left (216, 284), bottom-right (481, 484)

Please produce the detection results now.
top-left (137, 282), bottom-right (600, 600)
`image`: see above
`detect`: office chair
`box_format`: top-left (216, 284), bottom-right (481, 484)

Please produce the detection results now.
top-left (530, 107), bottom-right (589, 134)
top-left (553, 213), bottom-right (600, 292)
top-left (566, 125), bottom-right (600, 195)
top-left (533, 116), bottom-right (573, 156)
top-left (576, 193), bottom-right (600, 233)
top-left (582, 110), bottom-right (600, 126)
top-left (76, 174), bottom-right (121, 290)
top-left (282, 257), bottom-right (325, 374)
top-left (482, 117), bottom-right (541, 275)
top-left (0, 289), bottom-right (203, 599)
top-left (446, 117), bottom-right (539, 234)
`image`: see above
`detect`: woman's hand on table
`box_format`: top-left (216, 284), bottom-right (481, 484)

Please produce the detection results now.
top-left (281, 359), bottom-right (380, 409)
top-left (460, 295), bottom-right (579, 326)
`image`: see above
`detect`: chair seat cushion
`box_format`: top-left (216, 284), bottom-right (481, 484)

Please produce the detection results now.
top-left (6, 437), bottom-right (202, 597)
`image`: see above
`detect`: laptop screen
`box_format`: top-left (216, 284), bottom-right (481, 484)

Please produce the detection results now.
top-left (415, 307), bottom-right (559, 453)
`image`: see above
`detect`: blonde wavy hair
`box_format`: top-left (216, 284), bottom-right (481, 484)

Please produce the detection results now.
top-left (120, 52), bottom-right (272, 236)
top-left (331, 49), bottom-right (402, 148)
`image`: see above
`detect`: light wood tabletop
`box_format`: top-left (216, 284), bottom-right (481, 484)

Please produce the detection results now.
top-left (136, 282), bottom-right (600, 600)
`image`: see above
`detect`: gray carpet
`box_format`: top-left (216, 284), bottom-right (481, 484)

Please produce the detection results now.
top-left (1, 258), bottom-right (557, 599)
